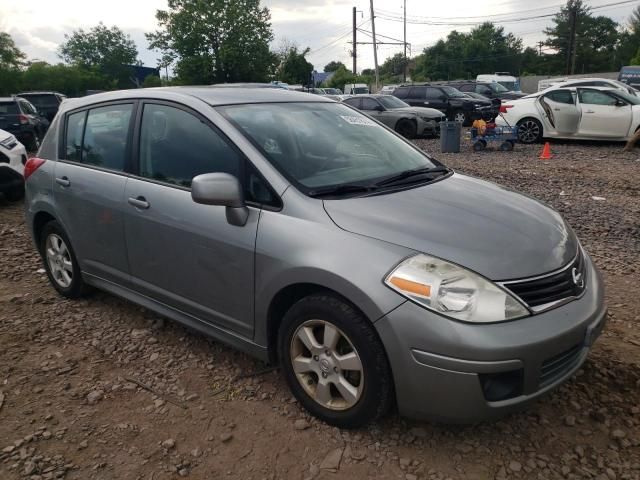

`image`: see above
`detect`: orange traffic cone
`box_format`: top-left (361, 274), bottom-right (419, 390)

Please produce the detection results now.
top-left (539, 142), bottom-right (552, 160)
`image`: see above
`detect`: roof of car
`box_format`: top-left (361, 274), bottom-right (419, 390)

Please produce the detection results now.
top-left (60, 86), bottom-right (335, 110)
top-left (0, 97), bottom-right (19, 102)
top-left (17, 91), bottom-right (65, 95)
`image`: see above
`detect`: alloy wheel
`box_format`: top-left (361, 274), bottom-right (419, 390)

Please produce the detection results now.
top-left (454, 112), bottom-right (466, 123)
top-left (518, 120), bottom-right (541, 143)
top-left (45, 233), bottom-right (73, 288)
top-left (290, 319), bottom-right (364, 411)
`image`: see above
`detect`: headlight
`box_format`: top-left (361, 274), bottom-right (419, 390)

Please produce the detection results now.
top-left (384, 254), bottom-right (529, 323)
top-left (421, 116), bottom-right (436, 122)
top-left (0, 135), bottom-right (17, 150)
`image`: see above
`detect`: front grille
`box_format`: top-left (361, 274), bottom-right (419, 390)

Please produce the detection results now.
top-left (540, 344), bottom-right (583, 387)
top-left (503, 250), bottom-right (586, 310)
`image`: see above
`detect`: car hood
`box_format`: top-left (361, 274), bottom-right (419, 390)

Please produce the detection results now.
top-left (323, 173), bottom-right (577, 280)
top-left (0, 129), bottom-right (11, 142)
top-left (392, 106), bottom-right (444, 118)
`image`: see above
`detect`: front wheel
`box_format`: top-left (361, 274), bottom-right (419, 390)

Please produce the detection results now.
top-left (517, 118), bottom-right (543, 144)
top-left (278, 294), bottom-right (393, 428)
top-left (395, 119), bottom-right (417, 139)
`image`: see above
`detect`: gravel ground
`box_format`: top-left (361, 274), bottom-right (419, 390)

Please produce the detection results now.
top-left (0, 137), bottom-right (639, 480)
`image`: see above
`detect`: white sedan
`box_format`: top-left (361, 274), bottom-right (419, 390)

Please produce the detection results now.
top-left (0, 128), bottom-right (27, 201)
top-left (497, 86), bottom-right (640, 144)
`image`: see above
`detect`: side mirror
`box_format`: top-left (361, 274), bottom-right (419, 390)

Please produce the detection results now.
top-left (374, 105), bottom-right (384, 112)
top-left (615, 100), bottom-right (626, 107)
top-left (191, 172), bottom-right (248, 226)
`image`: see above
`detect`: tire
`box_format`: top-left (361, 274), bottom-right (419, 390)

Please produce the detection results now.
top-left (278, 294), bottom-right (393, 429)
top-left (450, 110), bottom-right (467, 125)
top-left (40, 220), bottom-right (88, 298)
top-left (500, 141), bottom-right (514, 151)
top-left (473, 140), bottom-right (486, 151)
top-left (517, 118), bottom-right (543, 144)
top-left (395, 119), bottom-right (417, 139)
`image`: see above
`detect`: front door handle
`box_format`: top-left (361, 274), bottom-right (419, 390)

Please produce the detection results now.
top-left (128, 196), bottom-right (150, 209)
top-left (55, 176), bottom-right (70, 187)
top-left (585, 110), bottom-right (595, 114)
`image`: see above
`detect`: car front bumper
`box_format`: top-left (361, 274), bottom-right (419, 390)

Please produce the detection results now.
top-left (375, 253), bottom-right (607, 423)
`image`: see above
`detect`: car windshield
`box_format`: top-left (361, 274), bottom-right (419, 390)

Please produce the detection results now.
top-left (18, 94), bottom-right (56, 108)
top-left (441, 86), bottom-right (465, 97)
top-left (611, 79), bottom-right (638, 95)
top-left (489, 83), bottom-right (510, 93)
top-left (324, 88), bottom-right (340, 94)
top-left (220, 102), bottom-right (440, 192)
top-left (378, 96), bottom-right (409, 109)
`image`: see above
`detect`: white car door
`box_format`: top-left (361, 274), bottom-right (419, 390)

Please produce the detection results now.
top-left (577, 89), bottom-right (632, 138)
top-left (535, 89), bottom-right (580, 135)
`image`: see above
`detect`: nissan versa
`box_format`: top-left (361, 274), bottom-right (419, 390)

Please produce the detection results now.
top-left (24, 87), bottom-right (606, 428)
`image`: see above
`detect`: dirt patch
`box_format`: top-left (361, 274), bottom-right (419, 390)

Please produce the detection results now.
top-left (1, 138), bottom-right (639, 480)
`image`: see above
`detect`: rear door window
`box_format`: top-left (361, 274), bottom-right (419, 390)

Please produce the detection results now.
top-left (545, 89), bottom-right (576, 104)
top-left (408, 87), bottom-right (426, 99)
top-left (361, 98), bottom-right (380, 110)
top-left (82, 104), bottom-right (133, 171)
top-left (458, 84), bottom-right (473, 92)
top-left (425, 87), bottom-right (442, 99)
top-left (394, 87), bottom-right (410, 99)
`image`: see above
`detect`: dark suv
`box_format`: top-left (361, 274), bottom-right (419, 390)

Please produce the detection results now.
top-left (442, 81), bottom-right (525, 102)
top-left (392, 84), bottom-right (493, 125)
top-left (0, 96), bottom-right (50, 151)
top-left (17, 92), bottom-right (66, 122)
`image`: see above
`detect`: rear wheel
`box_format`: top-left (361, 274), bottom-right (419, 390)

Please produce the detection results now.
top-left (500, 141), bottom-right (514, 151)
top-left (473, 140), bottom-right (487, 151)
top-left (395, 119), bottom-right (417, 139)
top-left (517, 118), bottom-right (543, 144)
top-left (40, 220), bottom-right (88, 298)
top-left (278, 294), bottom-right (393, 428)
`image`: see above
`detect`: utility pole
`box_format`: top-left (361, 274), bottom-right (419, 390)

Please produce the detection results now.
top-left (352, 6), bottom-right (357, 74)
top-left (566, 5), bottom-right (578, 75)
top-left (537, 41), bottom-right (544, 56)
top-left (370, 0), bottom-right (379, 91)
top-left (403, 0), bottom-right (407, 83)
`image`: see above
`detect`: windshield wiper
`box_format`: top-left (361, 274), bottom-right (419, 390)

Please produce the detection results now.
top-left (374, 166), bottom-right (450, 187)
top-left (307, 183), bottom-right (378, 198)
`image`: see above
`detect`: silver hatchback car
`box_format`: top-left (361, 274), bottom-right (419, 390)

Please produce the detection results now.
top-left (25, 87), bottom-right (606, 428)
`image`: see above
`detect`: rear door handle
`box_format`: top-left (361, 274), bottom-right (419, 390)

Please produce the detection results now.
top-left (55, 176), bottom-right (70, 187)
top-left (128, 196), bottom-right (150, 209)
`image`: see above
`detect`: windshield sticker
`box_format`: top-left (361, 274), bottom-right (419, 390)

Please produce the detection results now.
top-left (340, 115), bottom-right (376, 126)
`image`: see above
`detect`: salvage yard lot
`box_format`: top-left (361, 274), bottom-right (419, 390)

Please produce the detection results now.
top-left (1, 138), bottom-right (639, 480)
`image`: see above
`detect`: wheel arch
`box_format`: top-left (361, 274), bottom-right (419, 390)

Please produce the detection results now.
top-left (32, 211), bottom-right (56, 251)
top-left (265, 282), bottom-right (383, 364)
top-left (516, 116), bottom-right (544, 143)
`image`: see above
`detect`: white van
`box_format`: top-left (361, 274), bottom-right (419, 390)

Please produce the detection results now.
top-left (476, 73), bottom-right (520, 92)
top-left (344, 83), bottom-right (370, 95)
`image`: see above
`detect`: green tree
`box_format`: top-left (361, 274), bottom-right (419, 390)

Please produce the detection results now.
top-left (0, 31), bottom-right (25, 95)
top-left (0, 31), bottom-right (25, 68)
top-left (617, 6), bottom-right (640, 65)
top-left (278, 47), bottom-right (313, 85)
top-left (20, 61), bottom-right (112, 96)
top-left (632, 48), bottom-right (640, 65)
top-left (147, 0), bottom-right (276, 84)
top-left (323, 61), bottom-right (346, 73)
top-left (544, 0), bottom-right (619, 73)
top-left (59, 23), bottom-right (138, 88)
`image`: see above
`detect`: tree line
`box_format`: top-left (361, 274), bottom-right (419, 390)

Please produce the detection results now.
top-left (0, 0), bottom-right (638, 97)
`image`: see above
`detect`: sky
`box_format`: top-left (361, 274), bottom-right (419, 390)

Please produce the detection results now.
top-left (0, 0), bottom-right (637, 74)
